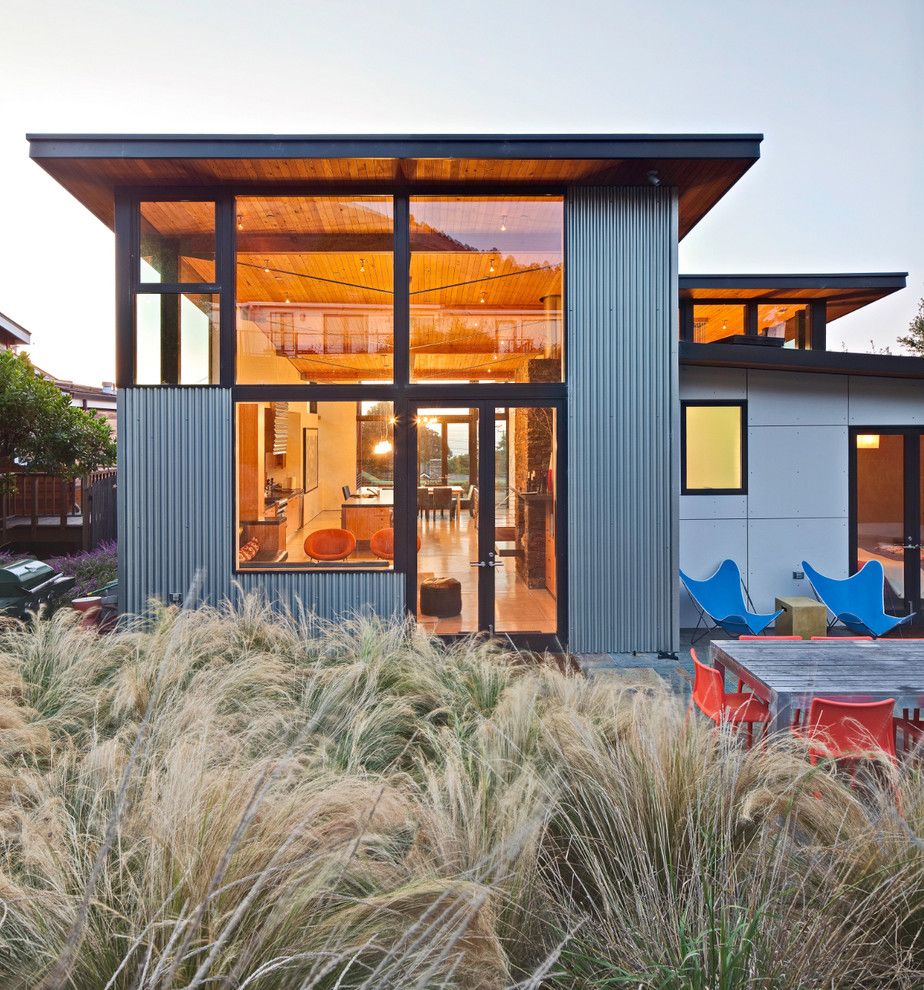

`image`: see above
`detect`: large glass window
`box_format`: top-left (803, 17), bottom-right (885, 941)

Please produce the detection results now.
top-left (136, 200), bottom-right (220, 384)
top-left (236, 401), bottom-right (395, 570)
top-left (136, 293), bottom-right (219, 385)
top-left (691, 304), bottom-right (746, 343)
top-left (409, 196), bottom-right (564, 382)
top-left (140, 200), bottom-right (216, 283)
top-left (758, 302), bottom-right (812, 349)
top-left (236, 196), bottom-right (394, 384)
top-left (682, 402), bottom-right (746, 494)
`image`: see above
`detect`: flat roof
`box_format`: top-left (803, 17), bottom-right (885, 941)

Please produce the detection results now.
top-left (680, 273), bottom-right (908, 322)
top-left (0, 309), bottom-right (31, 346)
top-left (680, 341), bottom-right (924, 380)
top-left (27, 132), bottom-right (762, 238)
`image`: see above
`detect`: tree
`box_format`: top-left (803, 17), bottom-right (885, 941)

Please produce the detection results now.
top-left (0, 349), bottom-right (116, 500)
top-left (897, 294), bottom-right (924, 357)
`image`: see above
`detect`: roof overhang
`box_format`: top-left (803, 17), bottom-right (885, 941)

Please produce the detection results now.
top-left (27, 132), bottom-right (762, 238)
top-left (680, 341), bottom-right (924, 380)
top-left (680, 273), bottom-right (908, 322)
top-left (0, 310), bottom-right (31, 346)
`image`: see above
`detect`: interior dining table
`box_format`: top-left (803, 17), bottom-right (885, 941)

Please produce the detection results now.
top-left (710, 638), bottom-right (924, 732)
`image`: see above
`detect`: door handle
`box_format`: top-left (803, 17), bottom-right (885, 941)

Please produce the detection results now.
top-left (470, 560), bottom-right (504, 567)
top-left (904, 543), bottom-right (922, 551)
top-left (470, 561), bottom-right (487, 567)
top-left (487, 560), bottom-right (504, 567)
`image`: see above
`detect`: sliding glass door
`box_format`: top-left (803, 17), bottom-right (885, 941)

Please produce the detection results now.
top-left (412, 401), bottom-right (563, 645)
top-left (852, 428), bottom-right (923, 620)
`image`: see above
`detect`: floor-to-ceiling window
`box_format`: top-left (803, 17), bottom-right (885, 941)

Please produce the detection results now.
top-left (122, 189), bottom-right (565, 638)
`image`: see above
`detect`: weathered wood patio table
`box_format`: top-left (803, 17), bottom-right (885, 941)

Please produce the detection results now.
top-left (710, 639), bottom-right (924, 732)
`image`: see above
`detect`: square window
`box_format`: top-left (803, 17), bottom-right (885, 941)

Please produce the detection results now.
top-left (682, 403), bottom-right (746, 494)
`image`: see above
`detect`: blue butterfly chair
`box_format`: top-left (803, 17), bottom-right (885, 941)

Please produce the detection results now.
top-left (802, 559), bottom-right (916, 638)
top-left (680, 559), bottom-right (783, 643)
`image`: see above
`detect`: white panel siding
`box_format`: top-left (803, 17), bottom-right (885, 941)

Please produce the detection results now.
top-left (747, 371), bottom-right (847, 426)
top-left (747, 426), bottom-right (849, 519)
top-left (747, 517), bottom-right (849, 610)
top-left (566, 187), bottom-right (678, 653)
top-left (848, 377), bottom-right (924, 425)
top-left (680, 495), bottom-right (747, 521)
top-left (679, 366), bottom-right (747, 400)
top-left (118, 388), bottom-right (404, 622)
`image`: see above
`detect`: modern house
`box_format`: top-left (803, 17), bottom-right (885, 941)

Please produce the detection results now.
top-left (27, 133), bottom-right (924, 654)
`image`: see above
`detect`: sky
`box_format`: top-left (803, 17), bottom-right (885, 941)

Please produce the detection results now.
top-left (0, 0), bottom-right (921, 386)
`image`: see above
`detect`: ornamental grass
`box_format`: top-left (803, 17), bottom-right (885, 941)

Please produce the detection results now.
top-left (0, 597), bottom-right (923, 988)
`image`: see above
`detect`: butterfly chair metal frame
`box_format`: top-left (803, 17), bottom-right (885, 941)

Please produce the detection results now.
top-left (681, 559), bottom-right (783, 645)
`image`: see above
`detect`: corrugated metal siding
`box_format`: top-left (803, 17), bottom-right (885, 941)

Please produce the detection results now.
top-left (235, 571), bottom-right (404, 619)
top-left (566, 187), bottom-right (679, 653)
top-left (118, 388), bottom-right (404, 621)
top-left (118, 388), bottom-right (234, 614)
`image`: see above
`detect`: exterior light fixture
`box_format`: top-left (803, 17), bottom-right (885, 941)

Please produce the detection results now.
top-left (360, 258), bottom-right (365, 273)
top-left (489, 257), bottom-right (495, 273)
top-left (237, 215), bottom-right (243, 230)
top-left (856, 434), bottom-right (880, 449)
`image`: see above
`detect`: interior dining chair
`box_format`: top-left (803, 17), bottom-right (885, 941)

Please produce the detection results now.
top-left (735, 635), bottom-right (801, 692)
top-left (689, 648), bottom-right (770, 748)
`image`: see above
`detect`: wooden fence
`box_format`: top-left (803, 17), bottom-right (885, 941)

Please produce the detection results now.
top-left (2, 469), bottom-right (116, 550)
top-left (82, 469), bottom-right (117, 549)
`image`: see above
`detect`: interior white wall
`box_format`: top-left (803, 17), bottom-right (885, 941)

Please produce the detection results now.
top-left (679, 368), bottom-right (924, 627)
top-left (316, 402), bottom-right (357, 519)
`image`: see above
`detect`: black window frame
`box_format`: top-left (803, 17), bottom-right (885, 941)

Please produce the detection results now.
top-left (680, 399), bottom-right (748, 496)
top-left (116, 185), bottom-right (568, 578)
top-left (127, 195), bottom-right (228, 386)
top-left (682, 298), bottom-right (826, 350)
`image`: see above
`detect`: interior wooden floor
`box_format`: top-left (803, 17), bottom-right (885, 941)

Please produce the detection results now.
top-left (285, 507), bottom-right (558, 634)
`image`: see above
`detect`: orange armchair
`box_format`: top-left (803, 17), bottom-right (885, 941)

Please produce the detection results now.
top-left (370, 528), bottom-right (421, 561)
top-left (304, 528), bottom-right (356, 561)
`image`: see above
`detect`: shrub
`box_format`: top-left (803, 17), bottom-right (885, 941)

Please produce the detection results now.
top-left (0, 599), bottom-right (921, 988)
top-left (45, 541), bottom-right (117, 598)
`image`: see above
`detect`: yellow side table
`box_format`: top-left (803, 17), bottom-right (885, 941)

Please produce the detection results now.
top-left (774, 595), bottom-right (828, 639)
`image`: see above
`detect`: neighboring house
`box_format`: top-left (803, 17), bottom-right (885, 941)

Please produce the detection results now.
top-left (27, 133), bottom-right (924, 654)
top-left (0, 310), bottom-right (31, 350)
top-left (48, 376), bottom-right (118, 434)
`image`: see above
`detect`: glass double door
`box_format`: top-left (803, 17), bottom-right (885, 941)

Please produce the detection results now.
top-left (412, 402), bottom-right (561, 644)
top-left (852, 428), bottom-right (923, 620)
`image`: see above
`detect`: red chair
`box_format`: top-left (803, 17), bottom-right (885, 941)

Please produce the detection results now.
top-left (370, 528), bottom-right (421, 561)
top-left (736, 635), bottom-right (801, 692)
top-left (690, 649), bottom-right (770, 747)
top-left (795, 697), bottom-right (897, 766)
top-left (304, 528), bottom-right (356, 561)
